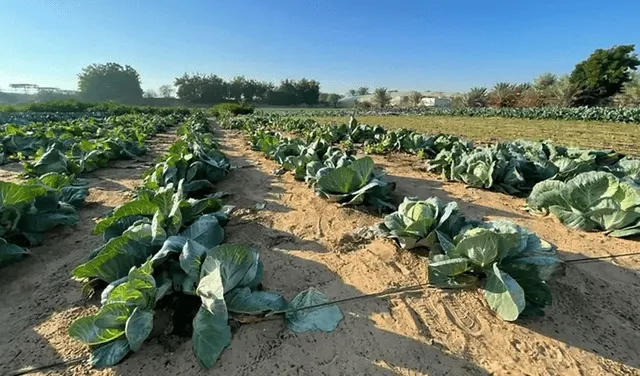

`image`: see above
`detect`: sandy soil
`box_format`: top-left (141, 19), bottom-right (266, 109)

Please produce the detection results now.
top-left (1, 127), bottom-right (639, 376)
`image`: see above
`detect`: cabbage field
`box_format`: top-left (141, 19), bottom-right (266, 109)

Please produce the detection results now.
top-left (0, 110), bottom-right (638, 375)
top-left (261, 106), bottom-right (640, 123)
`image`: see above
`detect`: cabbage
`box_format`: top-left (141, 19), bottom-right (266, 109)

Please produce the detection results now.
top-left (527, 171), bottom-right (640, 237)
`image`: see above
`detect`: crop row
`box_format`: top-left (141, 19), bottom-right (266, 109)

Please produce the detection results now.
top-left (220, 114), bottom-right (640, 238)
top-left (0, 113), bottom-right (184, 174)
top-left (66, 112), bottom-right (343, 369)
top-left (220, 116), bottom-right (562, 322)
top-left (265, 106), bottom-right (640, 123)
top-left (0, 112), bottom-right (187, 269)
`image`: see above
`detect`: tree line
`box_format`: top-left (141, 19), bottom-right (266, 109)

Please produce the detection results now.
top-left (69, 65), bottom-right (344, 107)
top-left (456, 44), bottom-right (640, 108)
top-left (12, 43), bottom-right (637, 108)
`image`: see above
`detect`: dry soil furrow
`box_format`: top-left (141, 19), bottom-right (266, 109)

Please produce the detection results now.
top-left (2, 127), bottom-right (639, 376)
top-left (0, 131), bottom-right (177, 376)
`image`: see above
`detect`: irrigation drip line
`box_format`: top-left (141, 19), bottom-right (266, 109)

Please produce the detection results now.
top-left (563, 251), bottom-right (640, 264)
top-left (272, 282), bottom-right (451, 316)
top-left (8, 251), bottom-right (640, 375)
top-left (8, 356), bottom-right (87, 376)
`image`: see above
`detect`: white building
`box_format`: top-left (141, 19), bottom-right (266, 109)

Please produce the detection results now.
top-left (337, 91), bottom-right (452, 108)
top-left (420, 97), bottom-right (452, 107)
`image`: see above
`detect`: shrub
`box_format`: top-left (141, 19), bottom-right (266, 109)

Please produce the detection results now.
top-left (210, 102), bottom-right (254, 117)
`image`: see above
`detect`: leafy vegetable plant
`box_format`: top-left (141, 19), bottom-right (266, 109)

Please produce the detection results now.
top-left (375, 196), bottom-right (467, 250)
top-left (428, 220), bottom-right (561, 321)
top-left (313, 156), bottom-right (396, 209)
top-left (0, 173), bottom-right (87, 267)
top-left (69, 112), bottom-right (343, 369)
top-left (527, 171), bottom-right (640, 237)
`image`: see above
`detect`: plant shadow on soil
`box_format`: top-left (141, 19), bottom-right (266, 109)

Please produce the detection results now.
top-left (0, 139), bottom-right (179, 375)
top-left (3, 126), bottom-right (638, 374)
top-left (0, 201), bottom-right (114, 375)
top-left (104, 222), bottom-right (493, 375)
top-left (518, 248), bottom-right (640, 370)
top-left (385, 174), bottom-right (527, 221)
top-left (112, 143), bottom-right (494, 375)
top-left (389, 165), bottom-right (640, 369)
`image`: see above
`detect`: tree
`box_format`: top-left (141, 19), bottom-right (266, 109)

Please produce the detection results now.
top-left (77, 63), bottom-right (143, 102)
top-left (228, 76), bottom-right (246, 101)
top-left (464, 87), bottom-right (488, 107)
top-left (409, 91), bottom-right (424, 107)
top-left (158, 84), bottom-right (174, 98)
top-left (551, 75), bottom-right (582, 107)
top-left (372, 87), bottom-right (391, 108)
top-left (327, 93), bottom-right (342, 108)
top-left (241, 79), bottom-right (259, 102)
top-left (534, 73), bottom-right (557, 91)
top-left (613, 72), bottom-right (640, 106)
top-left (295, 78), bottom-right (320, 105)
top-left (348, 89), bottom-right (357, 96)
top-left (174, 73), bottom-right (227, 104)
top-left (357, 87), bottom-right (370, 95)
top-left (143, 89), bottom-right (158, 98)
top-left (570, 44), bottom-right (640, 105)
top-left (488, 82), bottom-right (516, 107)
top-left (253, 81), bottom-right (273, 102)
top-left (266, 78), bottom-right (320, 106)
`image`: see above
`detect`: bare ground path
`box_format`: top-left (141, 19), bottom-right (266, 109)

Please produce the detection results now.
top-left (1, 127), bottom-right (639, 375)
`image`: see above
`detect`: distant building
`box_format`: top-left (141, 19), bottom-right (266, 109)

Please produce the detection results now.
top-left (420, 97), bottom-right (452, 107)
top-left (337, 91), bottom-right (452, 108)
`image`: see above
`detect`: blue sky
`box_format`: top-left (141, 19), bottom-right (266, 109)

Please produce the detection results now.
top-left (1, 0), bottom-right (639, 94)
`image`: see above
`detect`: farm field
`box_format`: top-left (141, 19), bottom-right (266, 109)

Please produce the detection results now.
top-left (315, 115), bottom-right (640, 155)
top-left (0, 113), bottom-right (639, 375)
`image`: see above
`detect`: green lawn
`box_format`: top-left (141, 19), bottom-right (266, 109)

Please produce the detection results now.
top-left (313, 115), bottom-right (640, 155)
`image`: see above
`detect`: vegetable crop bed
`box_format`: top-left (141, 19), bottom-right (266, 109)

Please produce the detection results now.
top-left (316, 115), bottom-right (640, 156)
top-left (0, 118), bottom-right (639, 375)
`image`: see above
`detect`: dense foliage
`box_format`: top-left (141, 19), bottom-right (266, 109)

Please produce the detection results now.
top-left (527, 171), bottom-right (640, 237)
top-left (209, 102), bottom-right (255, 117)
top-left (78, 63), bottom-right (144, 103)
top-left (427, 139), bottom-right (624, 195)
top-left (221, 113), bottom-right (640, 238)
top-left (375, 196), bottom-right (561, 321)
top-left (267, 79), bottom-right (321, 106)
top-left (0, 173), bottom-right (88, 267)
top-left (0, 110), bottom-right (194, 270)
top-left (569, 45), bottom-right (640, 105)
top-left (0, 113), bottom-right (182, 172)
top-left (265, 106), bottom-right (640, 123)
top-left (69, 112), bottom-right (343, 368)
top-left (173, 73), bottom-right (321, 106)
top-left (0, 100), bottom-right (191, 117)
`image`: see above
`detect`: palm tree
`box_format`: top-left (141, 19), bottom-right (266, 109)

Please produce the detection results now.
top-left (357, 87), bottom-right (370, 95)
top-left (550, 75), bottom-right (581, 107)
top-left (373, 87), bottom-right (392, 108)
top-left (348, 89), bottom-right (357, 97)
top-left (534, 73), bottom-right (558, 91)
top-left (464, 87), bottom-right (488, 107)
top-left (613, 72), bottom-right (640, 106)
top-left (409, 91), bottom-right (424, 107)
top-left (489, 82), bottom-right (518, 107)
